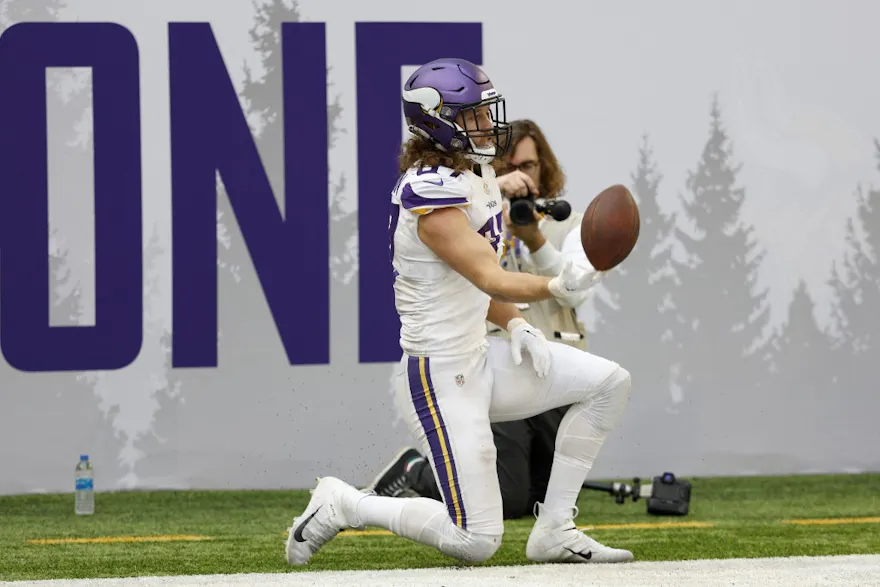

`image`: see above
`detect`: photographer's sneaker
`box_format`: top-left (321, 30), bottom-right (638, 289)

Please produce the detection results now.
top-left (285, 476), bottom-right (364, 565)
top-left (526, 503), bottom-right (634, 564)
top-left (365, 447), bottom-right (425, 497)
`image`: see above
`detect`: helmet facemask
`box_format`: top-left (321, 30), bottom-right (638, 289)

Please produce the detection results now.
top-left (446, 96), bottom-right (512, 165)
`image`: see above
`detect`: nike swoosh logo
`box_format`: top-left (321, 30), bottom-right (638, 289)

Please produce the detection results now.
top-left (292, 505), bottom-right (322, 542)
top-left (564, 547), bottom-right (592, 560)
top-left (424, 179), bottom-right (443, 186)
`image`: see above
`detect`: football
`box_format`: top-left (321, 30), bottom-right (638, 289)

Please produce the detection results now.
top-left (581, 184), bottom-right (640, 271)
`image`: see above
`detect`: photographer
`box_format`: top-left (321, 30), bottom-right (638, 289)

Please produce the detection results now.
top-left (491, 118), bottom-right (592, 346)
top-left (368, 120), bottom-right (598, 519)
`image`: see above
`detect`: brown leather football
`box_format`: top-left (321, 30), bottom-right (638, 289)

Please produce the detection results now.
top-left (581, 184), bottom-right (640, 271)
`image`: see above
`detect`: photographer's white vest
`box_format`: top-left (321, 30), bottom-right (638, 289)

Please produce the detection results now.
top-left (489, 211), bottom-right (589, 351)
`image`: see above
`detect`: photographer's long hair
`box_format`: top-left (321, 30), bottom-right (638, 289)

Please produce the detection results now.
top-left (493, 119), bottom-right (567, 199)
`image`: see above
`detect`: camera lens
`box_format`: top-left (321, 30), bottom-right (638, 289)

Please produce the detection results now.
top-left (509, 198), bottom-right (535, 226)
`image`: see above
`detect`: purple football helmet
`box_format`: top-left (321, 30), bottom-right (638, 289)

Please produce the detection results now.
top-left (402, 58), bottom-right (511, 164)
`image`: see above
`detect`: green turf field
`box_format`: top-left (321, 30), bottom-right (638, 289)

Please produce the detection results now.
top-left (1, 473), bottom-right (879, 581)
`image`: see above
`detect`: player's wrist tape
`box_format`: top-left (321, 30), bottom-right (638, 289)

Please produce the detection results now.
top-left (506, 317), bottom-right (528, 332)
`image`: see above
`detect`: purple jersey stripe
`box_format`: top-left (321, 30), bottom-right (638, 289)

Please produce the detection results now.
top-left (406, 356), bottom-right (467, 528)
top-left (400, 184), bottom-right (468, 211)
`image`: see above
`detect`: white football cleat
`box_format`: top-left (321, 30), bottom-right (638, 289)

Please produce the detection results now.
top-left (526, 503), bottom-right (634, 564)
top-left (285, 476), bottom-right (364, 565)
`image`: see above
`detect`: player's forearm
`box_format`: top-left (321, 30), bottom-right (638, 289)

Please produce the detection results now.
top-left (486, 299), bottom-right (523, 329)
top-left (480, 267), bottom-right (553, 303)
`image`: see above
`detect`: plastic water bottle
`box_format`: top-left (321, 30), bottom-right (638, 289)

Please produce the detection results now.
top-left (75, 455), bottom-right (94, 515)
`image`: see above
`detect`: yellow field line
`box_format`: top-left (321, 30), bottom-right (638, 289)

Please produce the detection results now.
top-left (329, 520), bottom-right (715, 537)
top-left (782, 516), bottom-right (880, 526)
top-left (338, 529), bottom-right (392, 537)
top-left (36, 516), bottom-right (880, 545)
top-left (579, 521), bottom-right (716, 530)
top-left (28, 535), bottom-right (213, 545)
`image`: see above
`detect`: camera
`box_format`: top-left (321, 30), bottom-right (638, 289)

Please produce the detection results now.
top-left (508, 194), bottom-right (572, 226)
top-left (581, 471), bottom-right (692, 516)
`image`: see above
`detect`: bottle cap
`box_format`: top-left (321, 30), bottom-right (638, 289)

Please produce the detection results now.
top-left (80, 455), bottom-right (88, 461)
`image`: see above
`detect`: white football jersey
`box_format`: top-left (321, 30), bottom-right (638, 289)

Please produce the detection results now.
top-left (389, 163), bottom-right (504, 357)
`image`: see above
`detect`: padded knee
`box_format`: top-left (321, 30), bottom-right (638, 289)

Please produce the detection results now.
top-left (603, 366), bottom-right (632, 399)
top-left (440, 526), bottom-right (502, 563)
top-left (593, 366), bottom-right (632, 432)
top-left (553, 365), bottom-right (633, 466)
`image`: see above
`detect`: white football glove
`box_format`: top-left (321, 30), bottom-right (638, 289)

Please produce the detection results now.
top-left (507, 318), bottom-right (552, 378)
top-left (547, 259), bottom-right (603, 308)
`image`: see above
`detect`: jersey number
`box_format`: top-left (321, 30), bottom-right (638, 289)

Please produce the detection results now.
top-left (416, 165), bottom-right (460, 178)
top-left (478, 211), bottom-right (503, 253)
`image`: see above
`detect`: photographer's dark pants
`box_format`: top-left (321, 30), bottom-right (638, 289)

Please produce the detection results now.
top-left (408, 406), bottom-right (569, 519)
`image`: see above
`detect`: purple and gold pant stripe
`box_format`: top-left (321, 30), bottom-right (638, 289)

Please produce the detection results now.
top-left (407, 356), bottom-right (467, 529)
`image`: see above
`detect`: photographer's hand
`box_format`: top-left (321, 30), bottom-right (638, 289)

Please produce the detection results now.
top-left (497, 169), bottom-right (539, 198)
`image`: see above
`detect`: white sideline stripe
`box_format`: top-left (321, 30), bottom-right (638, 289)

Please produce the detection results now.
top-left (6, 554), bottom-right (880, 587)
